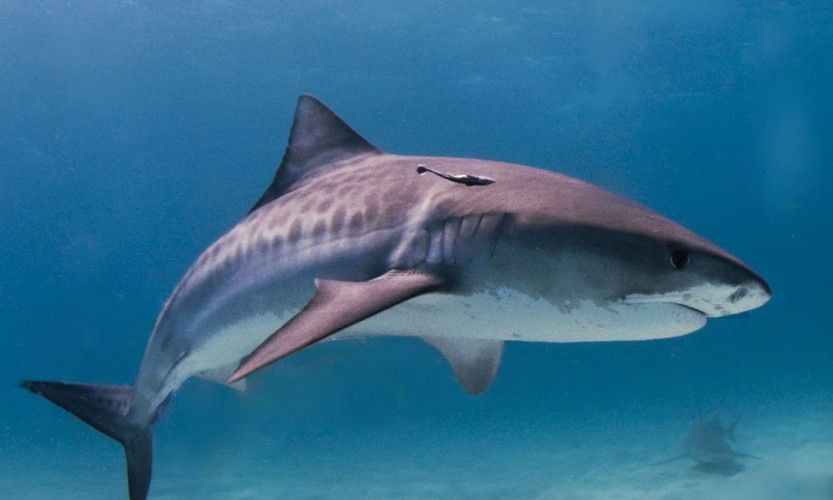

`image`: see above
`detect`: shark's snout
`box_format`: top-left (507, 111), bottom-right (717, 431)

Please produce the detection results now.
top-left (661, 242), bottom-right (771, 318)
top-left (623, 273), bottom-right (770, 319)
top-left (679, 279), bottom-right (770, 318)
top-left (712, 277), bottom-right (771, 317)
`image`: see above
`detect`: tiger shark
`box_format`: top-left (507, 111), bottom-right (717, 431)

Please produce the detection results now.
top-left (21, 95), bottom-right (771, 499)
top-left (652, 416), bottom-right (759, 475)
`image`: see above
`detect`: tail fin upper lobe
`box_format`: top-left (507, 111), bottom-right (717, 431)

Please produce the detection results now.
top-left (20, 381), bottom-right (153, 500)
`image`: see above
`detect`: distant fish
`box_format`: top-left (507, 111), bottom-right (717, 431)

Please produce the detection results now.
top-left (653, 416), bottom-right (760, 475)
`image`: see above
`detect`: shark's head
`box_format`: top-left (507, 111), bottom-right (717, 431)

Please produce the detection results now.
top-left (637, 219), bottom-right (770, 322)
top-left (601, 218), bottom-right (771, 319)
top-left (621, 228), bottom-right (771, 317)
top-left (489, 167), bottom-right (771, 338)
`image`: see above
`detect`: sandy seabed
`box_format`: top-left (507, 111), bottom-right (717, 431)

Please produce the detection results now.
top-left (4, 403), bottom-right (832, 499)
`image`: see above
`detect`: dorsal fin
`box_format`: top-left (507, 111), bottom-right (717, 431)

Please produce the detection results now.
top-left (249, 95), bottom-right (381, 213)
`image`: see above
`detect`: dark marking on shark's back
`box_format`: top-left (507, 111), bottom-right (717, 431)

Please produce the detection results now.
top-left (256, 237), bottom-right (270, 254)
top-left (336, 183), bottom-right (357, 198)
top-left (348, 212), bottom-right (364, 234)
top-left (364, 195), bottom-right (379, 222)
top-left (288, 220), bottom-right (303, 243)
top-left (332, 207), bottom-right (346, 233)
top-left (272, 236), bottom-right (283, 251)
top-left (317, 199), bottom-right (333, 213)
top-left (312, 220), bottom-right (327, 239)
top-left (301, 198), bottom-right (317, 213)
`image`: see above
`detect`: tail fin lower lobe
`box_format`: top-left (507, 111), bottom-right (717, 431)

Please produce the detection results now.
top-left (20, 381), bottom-right (153, 500)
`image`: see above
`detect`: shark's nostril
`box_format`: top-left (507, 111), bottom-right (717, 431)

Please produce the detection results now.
top-left (728, 286), bottom-right (749, 304)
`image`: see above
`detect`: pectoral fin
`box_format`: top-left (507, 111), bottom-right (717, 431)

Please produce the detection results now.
top-left (422, 337), bottom-right (504, 394)
top-left (229, 270), bottom-right (445, 382)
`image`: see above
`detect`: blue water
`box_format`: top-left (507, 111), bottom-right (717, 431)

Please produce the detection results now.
top-left (2, 1), bottom-right (832, 498)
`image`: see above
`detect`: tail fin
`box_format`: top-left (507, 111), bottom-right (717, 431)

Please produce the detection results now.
top-left (20, 381), bottom-right (153, 500)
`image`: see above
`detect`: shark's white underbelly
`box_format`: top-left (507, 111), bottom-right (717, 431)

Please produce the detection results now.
top-left (160, 285), bottom-right (703, 405)
top-left (335, 286), bottom-right (707, 343)
top-left (152, 310), bottom-right (294, 406)
top-left (167, 282), bottom-right (706, 402)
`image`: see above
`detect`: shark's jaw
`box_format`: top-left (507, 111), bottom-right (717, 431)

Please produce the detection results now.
top-left (622, 280), bottom-right (771, 318)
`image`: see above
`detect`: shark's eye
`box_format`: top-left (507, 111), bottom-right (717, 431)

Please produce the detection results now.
top-left (669, 249), bottom-right (690, 270)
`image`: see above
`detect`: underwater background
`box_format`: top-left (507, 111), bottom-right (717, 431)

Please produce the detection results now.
top-left (1, 1), bottom-right (831, 498)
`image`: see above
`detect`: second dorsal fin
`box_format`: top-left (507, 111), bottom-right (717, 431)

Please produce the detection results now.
top-left (249, 95), bottom-right (382, 213)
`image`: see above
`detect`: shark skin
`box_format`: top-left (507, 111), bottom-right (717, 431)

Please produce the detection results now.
top-left (20, 95), bottom-right (771, 499)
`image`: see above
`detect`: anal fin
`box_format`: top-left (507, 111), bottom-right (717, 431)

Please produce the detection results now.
top-left (229, 270), bottom-right (445, 382)
top-left (422, 337), bottom-right (504, 394)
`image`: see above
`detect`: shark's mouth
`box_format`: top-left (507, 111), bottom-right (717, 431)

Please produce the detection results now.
top-left (621, 291), bottom-right (726, 318)
top-left (623, 298), bottom-right (709, 317)
top-left (672, 302), bottom-right (710, 317)
top-left (621, 297), bottom-right (713, 318)
top-left (620, 297), bottom-right (710, 325)
top-left (621, 281), bottom-right (770, 318)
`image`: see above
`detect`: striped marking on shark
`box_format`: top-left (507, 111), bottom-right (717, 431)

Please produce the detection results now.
top-left (21, 95), bottom-right (770, 499)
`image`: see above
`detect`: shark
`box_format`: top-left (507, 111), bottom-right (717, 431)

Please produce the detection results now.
top-left (21, 95), bottom-right (771, 499)
top-left (652, 416), bottom-right (760, 475)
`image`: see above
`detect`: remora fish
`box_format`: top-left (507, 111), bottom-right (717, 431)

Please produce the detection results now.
top-left (21, 95), bottom-right (771, 499)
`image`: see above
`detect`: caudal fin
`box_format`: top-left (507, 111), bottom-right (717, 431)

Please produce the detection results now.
top-left (20, 380), bottom-right (153, 500)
